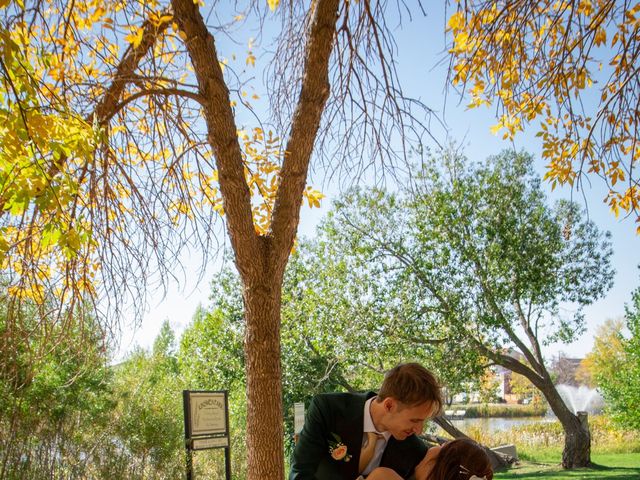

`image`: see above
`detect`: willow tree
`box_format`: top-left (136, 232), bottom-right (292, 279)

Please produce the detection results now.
top-left (0, 0), bottom-right (434, 477)
top-left (448, 1), bottom-right (640, 228)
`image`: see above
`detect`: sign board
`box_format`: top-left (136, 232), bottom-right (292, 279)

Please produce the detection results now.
top-left (183, 390), bottom-right (231, 480)
top-left (185, 391), bottom-right (228, 436)
top-left (294, 402), bottom-right (305, 434)
top-left (192, 436), bottom-right (229, 450)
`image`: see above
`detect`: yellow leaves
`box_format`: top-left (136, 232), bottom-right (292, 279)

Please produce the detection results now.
top-left (0, 0), bottom-right (10, 9)
top-left (232, 126), bottom-right (324, 234)
top-left (577, 0), bottom-right (594, 16)
top-left (607, 191), bottom-right (623, 218)
top-left (267, 0), bottom-right (280, 12)
top-left (125, 25), bottom-right (145, 49)
top-left (489, 114), bottom-right (522, 140)
top-left (544, 158), bottom-right (577, 189)
top-left (8, 283), bottom-right (45, 303)
top-left (449, 1), bottom-right (640, 232)
top-left (609, 165), bottom-right (625, 186)
top-left (489, 122), bottom-right (503, 136)
top-left (470, 78), bottom-right (486, 95)
top-left (303, 186), bottom-right (325, 208)
top-left (73, 5), bottom-right (107, 30)
top-left (150, 11), bottom-right (173, 27)
top-left (90, 6), bottom-right (107, 24)
top-left (448, 11), bottom-right (465, 31)
top-left (102, 16), bottom-right (114, 30)
top-left (246, 51), bottom-right (256, 67)
top-left (450, 31), bottom-right (471, 53)
top-left (594, 27), bottom-right (607, 46)
top-left (246, 37), bottom-right (257, 66)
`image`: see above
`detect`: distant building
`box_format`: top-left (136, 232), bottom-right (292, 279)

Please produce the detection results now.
top-left (550, 355), bottom-right (583, 386)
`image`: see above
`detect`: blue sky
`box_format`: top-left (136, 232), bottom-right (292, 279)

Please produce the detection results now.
top-left (115, 2), bottom-right (639, 362)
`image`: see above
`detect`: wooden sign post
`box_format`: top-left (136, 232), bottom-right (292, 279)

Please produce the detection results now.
top-left (183, 390), bottom-right (231, 480)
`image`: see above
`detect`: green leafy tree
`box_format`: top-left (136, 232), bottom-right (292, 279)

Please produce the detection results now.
top-left (593, 288), bottom-right (640, 431)
top-left (6, 1), bottom-right (640, 475)
top-left (580, 318), bottom-right (626, 389)
top-left (323, 150), bottom-right (614, 467)
top-left (108, 320), bottom-right (185, 480)
top-left (179, 303), bottom-right (248, 479)
top-left (282, 233), bottom-right (488, 399)
top-left (510, 372), bottom-right (544, 406)
top-left (179, 264), bottom-right (359, 464)
top-left (0, 294), bottom-right (112, 480)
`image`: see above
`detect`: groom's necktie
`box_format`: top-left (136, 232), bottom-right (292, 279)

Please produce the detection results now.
top-left (359, 431), bottom-right (383, 473)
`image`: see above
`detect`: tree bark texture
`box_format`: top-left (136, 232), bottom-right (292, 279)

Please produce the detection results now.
top-left (510, 359), bottom-right (591, 468)
top-left (171, 0), bottom-right (339, 478)
top-left (243, 276), bottom-right (285, 478)
top-left (540, 382), bottom-right (591, 468)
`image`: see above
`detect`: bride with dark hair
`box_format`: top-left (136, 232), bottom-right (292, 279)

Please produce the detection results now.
top-left (367, 438), bottom-right (493, 480)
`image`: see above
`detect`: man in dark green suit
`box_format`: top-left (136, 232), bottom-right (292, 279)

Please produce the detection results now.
top-left (289, 363), bottom-right (442, 480)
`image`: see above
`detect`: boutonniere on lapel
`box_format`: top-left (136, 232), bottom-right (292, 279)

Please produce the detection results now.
top-left (328, 432), bottom-right (352, 462)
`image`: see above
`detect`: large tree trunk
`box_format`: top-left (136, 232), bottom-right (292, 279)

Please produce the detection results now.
top-left (540, 382), bottom-right (591, 468)
top-left (488, 351), bottom-right (591, 468)
top-left (243, 274), bottom-right (285, 478)
top-left (172, 0), bottom-right (338, 477)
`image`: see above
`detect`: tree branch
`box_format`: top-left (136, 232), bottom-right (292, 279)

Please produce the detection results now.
top-left (514, 298), bottom-right (546, 372)
top-left (93, 15), bottom-right (171, 126)
top-left (171, 0), bottom-right (259, 273)
top-left (472, 340), bottom-right (545, 388)
top-left (270, 0), bottom-right (339, 269)
top-left (108, 87), bottom-right (204, 123)
top-left (0, 13), bottom-right (169, 219)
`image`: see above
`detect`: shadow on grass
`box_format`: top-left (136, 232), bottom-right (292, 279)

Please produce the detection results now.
top-left (496, 462), bottom-right (640, 479)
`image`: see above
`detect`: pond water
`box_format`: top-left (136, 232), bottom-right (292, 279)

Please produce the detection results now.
top-left (434, 416), bottom-right (555, 434)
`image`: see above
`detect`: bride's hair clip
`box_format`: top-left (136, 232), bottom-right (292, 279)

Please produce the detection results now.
top-left (459, 464), bottom-right (488, 480)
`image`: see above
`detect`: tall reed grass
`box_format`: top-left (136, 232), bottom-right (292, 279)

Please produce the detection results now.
top-left (460, 414), bottom-right (640, 455)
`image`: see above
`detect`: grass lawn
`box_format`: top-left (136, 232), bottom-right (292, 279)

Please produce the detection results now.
top-left (494, 452), bottom-right (640, 479)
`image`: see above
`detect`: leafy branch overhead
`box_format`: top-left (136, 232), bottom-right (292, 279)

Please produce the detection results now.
top-left (449, 0), bottom-right (640, 228)
top-left (0, 0), bottom-right (325, 307)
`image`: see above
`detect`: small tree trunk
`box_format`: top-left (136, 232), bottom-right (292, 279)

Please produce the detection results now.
top-left (243, 275), bottom-right (285, 480)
